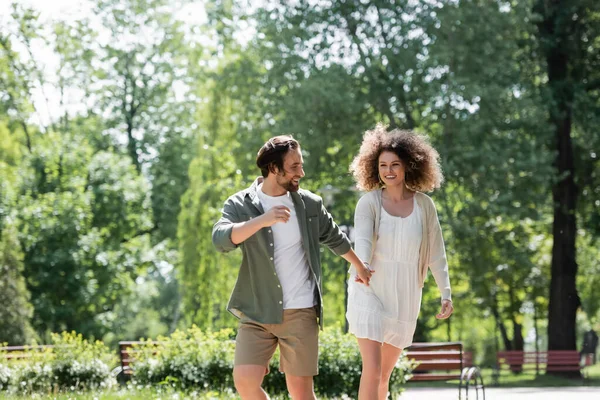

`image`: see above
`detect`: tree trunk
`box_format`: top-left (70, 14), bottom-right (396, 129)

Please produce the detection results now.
top-left (535, 0), bottom-right (581, 378)
top-left (491, 300), bottom-right (512, 351)
top-left (126, 117), bottom-right (141, 173)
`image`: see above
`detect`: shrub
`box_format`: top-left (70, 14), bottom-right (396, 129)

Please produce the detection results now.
top-left (49, 331), bottom-right (117, 391)
top-left (13, 362), bottom-right (54, 393)
top-left (132, 326), bottom-right (235, 391)
top-left (0, 363), bottom-right (12, 391)
top-left (133, 326), bottom-right (413, 397)
top-left (4, 331), bottom-right (117, 394)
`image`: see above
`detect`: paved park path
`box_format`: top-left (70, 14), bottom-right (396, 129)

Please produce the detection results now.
top-left (400, 386), bottom-right (600, 400)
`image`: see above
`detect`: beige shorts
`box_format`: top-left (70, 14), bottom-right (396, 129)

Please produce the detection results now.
top-left (234, 307), bottom-right (319, 376)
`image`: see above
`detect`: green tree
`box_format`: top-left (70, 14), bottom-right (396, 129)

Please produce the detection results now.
top-left (16, 134), bottom-right (149, 338)
top-left (0, 121), bottom-right (36, 345)
top-left (533, 0), bottom-right (600, 369)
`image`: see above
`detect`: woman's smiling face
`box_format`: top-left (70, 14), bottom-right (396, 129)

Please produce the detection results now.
top-left (378, 151), bottom-right (405, 187)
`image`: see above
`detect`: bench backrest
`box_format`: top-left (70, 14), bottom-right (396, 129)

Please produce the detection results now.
top-left (406, 342), bottom-right (465, 372)
top-left (496, 350), bottom-right (581, 372)
top-left (404, 342), bottom-right (473, 381)
top-left (0, 345), bottom-right (55, 361)
top-left (118, 341), bottom-right (162, 371)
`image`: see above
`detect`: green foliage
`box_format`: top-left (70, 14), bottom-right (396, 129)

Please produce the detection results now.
top-left (177, 77), bottom-right (248, 328)
top-left (88, 151), bottom-right (153, 243)
top-left (0, 222), bottom-right (36, 345)
top-left (49, 332), bottom-right (117, 392)
top-left (0, 332), bottom-right (116, 395)
top-left (0, 0), bottom-right (598, 357)
top-left (14, 132), bottom-right (158, 338)
top-left (132, 326), bottom-right (412, 397)
top-left (0, 121), bottom-right (36, 345)
top-left (132, 326), bottom-right (235, 391)
top-left (0, 363), bottom-right (12, 391)
top-left (577, 232), bottom-right (600, 327)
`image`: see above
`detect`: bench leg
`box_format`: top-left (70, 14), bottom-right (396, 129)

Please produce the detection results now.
top-left (459, 367), bottom-right (486, 400)
top-left (111, 366), bottom-right (132, 385)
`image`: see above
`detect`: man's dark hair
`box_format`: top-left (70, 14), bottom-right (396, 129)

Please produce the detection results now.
top-left (256, 135), bottom-right (300, 177)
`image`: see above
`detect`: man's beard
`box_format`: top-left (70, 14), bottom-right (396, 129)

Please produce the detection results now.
top-left (277, 175), bottom-right (300, 192)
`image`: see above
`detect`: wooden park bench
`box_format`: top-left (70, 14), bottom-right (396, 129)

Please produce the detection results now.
top-left (406, 342), bottom-right (485, 400)
top-left (495, 350), bottom-right (584, 383)
top-left (116, 341), bottom-right (142, 378)
top-left (0, 345), bottom-right (54, 362)
top-left (114, 340), bottom-right (162, 380)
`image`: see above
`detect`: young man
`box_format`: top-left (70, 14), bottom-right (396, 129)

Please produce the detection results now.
top-left (212, 135), bottom-right (372, 400)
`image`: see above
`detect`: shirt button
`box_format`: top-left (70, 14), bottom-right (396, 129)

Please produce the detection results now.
top-left (268, 230), bottom-right (272, 233)
top-left (270, 257), bottom-right (273, 260)
top-left (309, 218), bottom-right (312, 222)
top-left (279, 301), bottom-right (282, 305)
top-left (277, 285), bottom-right (281, 288)
top-left (270, 243), bottom-right (273, 246)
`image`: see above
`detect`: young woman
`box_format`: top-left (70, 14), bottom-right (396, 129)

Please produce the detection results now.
top-left (347, 125), bottom-right (454, 399)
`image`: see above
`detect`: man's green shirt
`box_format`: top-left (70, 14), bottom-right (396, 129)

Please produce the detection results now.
top-left (212, 178), bottom-right (351, 328)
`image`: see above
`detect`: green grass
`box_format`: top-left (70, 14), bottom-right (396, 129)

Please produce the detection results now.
top-left (0, 386), bottom-right (296, 400)
top-left (406, 363), bottom-right (600, 388)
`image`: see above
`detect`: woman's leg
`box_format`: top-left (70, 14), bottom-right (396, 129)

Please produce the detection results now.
top-left (378, 343), bottom-right (403, 400)
top-left (357, 338), bottom-right (382, 400)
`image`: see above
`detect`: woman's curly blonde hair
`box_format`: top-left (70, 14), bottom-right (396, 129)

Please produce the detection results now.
top-left (350, 124), bottom-right (444, 192)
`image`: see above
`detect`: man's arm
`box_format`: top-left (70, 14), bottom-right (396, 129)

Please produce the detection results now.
top-left (230, 205), bottom-right (290, 244)
top-left (317, 201), bottom-right (372, 285)
top-left (340, 248), bottom-right (373, 286)
top-left (212, 199), bottom-right (242, 253)
top-left (213, 199), bottom-right (292, 251)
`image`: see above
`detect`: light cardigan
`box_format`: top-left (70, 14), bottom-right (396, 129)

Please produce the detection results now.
top-left (353, 189), bottom-right (452, 301)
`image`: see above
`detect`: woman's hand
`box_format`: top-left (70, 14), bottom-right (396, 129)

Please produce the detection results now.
top-left (436, 299), bottom-right (454, 319)
top-left (354, 263), bottom-right (374, 286)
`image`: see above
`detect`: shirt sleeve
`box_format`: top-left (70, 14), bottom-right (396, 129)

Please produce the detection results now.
top-left (427, 200), bottom-right (452, 301)
top-left (318, 200), bottom-right (352, 256)
top-left (353, 194), bottom-right (375, 265)
top-left (212, 197), bottom-right (241, 253)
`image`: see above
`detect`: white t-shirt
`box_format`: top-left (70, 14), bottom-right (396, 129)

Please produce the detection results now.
top-left (257, 184), bottom-right (316, 309)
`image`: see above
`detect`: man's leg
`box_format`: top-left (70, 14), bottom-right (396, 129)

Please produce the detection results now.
top-left (357, 338), bottom-right (382, 400)
top-left (233, 365), bottom-right (270, 400)
top-left (285, 374), bottom-right (316, 400)
top-left (378, 343), bottom-right (403, 400)
top-left (234, 318), bottom-right (278, 400)
top-left (277, 308), bottom-right (319, 400)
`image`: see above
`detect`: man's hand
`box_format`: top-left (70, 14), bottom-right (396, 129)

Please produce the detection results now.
top-left (260, 206), bottom-right (291, 226)
top-left (354, 263), bottom-right (374, 286)
top-left (231, 206), bottom-right (290, 244)
top-left (436, 299), bottom-right (454, 319)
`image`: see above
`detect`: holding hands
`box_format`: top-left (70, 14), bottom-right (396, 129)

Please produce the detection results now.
top-left (354, 262), bottom-right (374, 286)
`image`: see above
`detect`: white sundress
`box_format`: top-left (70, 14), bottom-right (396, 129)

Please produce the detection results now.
top-left (346, 198), bottom-right (423, 349)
